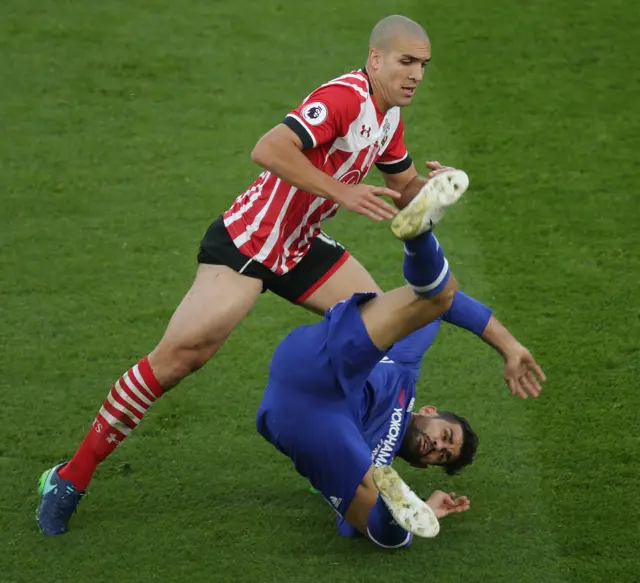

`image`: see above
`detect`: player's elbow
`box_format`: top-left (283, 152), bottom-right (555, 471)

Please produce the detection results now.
top-left (250, 136), bottom-right (272, 167)
top-left (252, 125), bottom-right (303, 168)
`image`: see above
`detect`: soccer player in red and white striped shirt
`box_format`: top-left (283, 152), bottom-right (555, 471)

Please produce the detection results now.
top-left (36, 15), bottom-right (475, 535)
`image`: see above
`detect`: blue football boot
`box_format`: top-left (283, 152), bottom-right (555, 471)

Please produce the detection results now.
top-left (36, 463), bottom-right (85, 535)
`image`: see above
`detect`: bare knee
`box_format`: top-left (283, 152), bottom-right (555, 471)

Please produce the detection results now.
top-left (418, 274), bottom-right (457, 316)
top-left (434, 274), bottom-right (458, 311)
top-left (148, 340), bottom-right (222, 389)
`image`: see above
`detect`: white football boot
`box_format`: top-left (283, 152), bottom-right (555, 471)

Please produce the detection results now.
top-left (373, 465), bottom-right (440, 538)
top-left (391, 169), bottom-right (469, 240)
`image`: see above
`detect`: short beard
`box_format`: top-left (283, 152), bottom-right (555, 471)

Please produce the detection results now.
top-left (398, 418), bottom-right (422, 464)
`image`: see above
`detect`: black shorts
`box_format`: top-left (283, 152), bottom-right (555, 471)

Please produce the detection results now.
top-left (197, 215), bottom-right (350, 304)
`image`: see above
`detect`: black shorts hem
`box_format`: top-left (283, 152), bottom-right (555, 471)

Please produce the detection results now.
top-left (197, 216), bottom-right (348, 304)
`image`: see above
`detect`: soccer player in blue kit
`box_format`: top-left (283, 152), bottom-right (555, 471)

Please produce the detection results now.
top-left (256, 170), bottom-right (546, 549)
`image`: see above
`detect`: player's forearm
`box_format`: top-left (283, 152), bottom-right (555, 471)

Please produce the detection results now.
top-left (442, 293), bottom-right (522, 357)
top-left (395, 175), bottom-right (428, 209)
top-left (442, 291), bottom-right (493, 336)
top-left (481, 315), bottom-right (524, 358)
top-left (251, 138), bottom-right (346, 202)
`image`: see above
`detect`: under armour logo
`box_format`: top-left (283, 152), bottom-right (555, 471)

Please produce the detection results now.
top-left (106, 433), bottom-right (121, 445)
top-left (360, 125), bottom-right (371, 138)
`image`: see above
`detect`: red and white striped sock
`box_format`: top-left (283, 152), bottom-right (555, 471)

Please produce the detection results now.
top-left (59, 357), bottom-right (164, 490)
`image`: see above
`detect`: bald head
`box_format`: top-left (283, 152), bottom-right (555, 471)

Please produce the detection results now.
top-left (369, 15), bottom-right (428, 51)
top-left (366, 15), bottom-right (431, 111)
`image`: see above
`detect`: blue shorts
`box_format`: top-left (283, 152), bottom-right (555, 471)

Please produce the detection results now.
top-left (256, 293), bottom-right (385, 517)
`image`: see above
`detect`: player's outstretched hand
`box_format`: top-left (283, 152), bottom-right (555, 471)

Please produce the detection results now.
top-left (424, 491), bottom-right (470, 519)
top-left (503, 344), bottom-right (547, 399)
top-left (334, 184), bottom-right (401, 222)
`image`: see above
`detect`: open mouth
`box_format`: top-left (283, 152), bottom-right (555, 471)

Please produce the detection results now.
top-left (402, 86), bottom-right (416, 97)
top-left (420, 436), bottom-right (434, 456)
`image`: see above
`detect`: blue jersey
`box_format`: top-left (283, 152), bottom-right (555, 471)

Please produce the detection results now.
top-left (257, 289), bottom-right (492, 548)
top-left (256, 293), bottom-right (440, 519)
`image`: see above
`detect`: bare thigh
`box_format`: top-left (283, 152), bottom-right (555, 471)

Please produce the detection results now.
top-left (300, 255), bottom-right (382, 315)
top-left (148, 263), bottom-right (263, 388)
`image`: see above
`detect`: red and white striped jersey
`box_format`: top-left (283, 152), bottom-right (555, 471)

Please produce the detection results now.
top-left (223, 69), bottom-right (413, 275)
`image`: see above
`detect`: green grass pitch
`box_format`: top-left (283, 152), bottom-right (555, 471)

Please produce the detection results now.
top-left (1, 1), bottom-right (638, 582)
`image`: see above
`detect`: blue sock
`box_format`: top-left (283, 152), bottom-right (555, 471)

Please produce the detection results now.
top-left (403, 231), bottom-right (450, 297)
top-left (366, 495), bottom-right (413, 548)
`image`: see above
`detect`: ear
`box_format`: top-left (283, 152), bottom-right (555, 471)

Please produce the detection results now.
top-left (418, 405), bottom-right (438, 417)
top-left (368, 48), bottom-right (381, 71)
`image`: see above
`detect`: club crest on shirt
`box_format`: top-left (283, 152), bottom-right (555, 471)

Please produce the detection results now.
top-left (380, 119), bottom-right (391, 148)
top-left (302, 102), bottom-right (328, 126)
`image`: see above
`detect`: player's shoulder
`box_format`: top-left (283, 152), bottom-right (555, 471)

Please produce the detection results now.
top-left (314, 69), bottom-right (370, 103)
